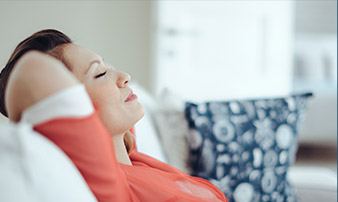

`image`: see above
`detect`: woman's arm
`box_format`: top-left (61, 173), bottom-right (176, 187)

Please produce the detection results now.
top-left (6, 51), bottom-right (132, 202)
top-left (5, 51), bottom-right (78, 122)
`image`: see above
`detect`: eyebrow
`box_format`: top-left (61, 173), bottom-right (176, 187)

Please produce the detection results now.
top-left (85, 58), bottom-right (104, 74)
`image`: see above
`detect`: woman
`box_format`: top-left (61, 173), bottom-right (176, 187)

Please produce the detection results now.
top-left (0, 29), bottom-right (227, 202)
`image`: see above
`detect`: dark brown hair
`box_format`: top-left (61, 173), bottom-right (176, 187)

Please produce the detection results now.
top-left (0, 29), bottom-right (72, 117)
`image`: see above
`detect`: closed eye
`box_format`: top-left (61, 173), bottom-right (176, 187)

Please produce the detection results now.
top-left (94, 71), bottom-right (107, 79)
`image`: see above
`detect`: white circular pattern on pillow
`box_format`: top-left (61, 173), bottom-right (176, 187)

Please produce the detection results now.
top-left (254, 118), bottom-right (274, 149)
top-left (287, 113), bottom-right (297, 124)
top-left (229, 102), bottom-right (241, 114)
top-left (263, 150), bottom-right (278, 167)
top-left (242, 101), bottom-right (256, 119)
top-left (216, 154), bottom-right (231, 164)
top-left (195, 116), bottom-right (210, 128)
top-left (228, 142), bottom-right (241, 153)
top-left (212, 120), bottom-right (235, 143)
top-left (279, 150), bottom-right (288, 164)
top-left (231, 154), bottom-right (240, 163)
top-left (276, 124), bottom-right (294, 149)
top-left (233, 183), bottom-right (254, 202)
top-left (197, 103), bottom-right (208, 114)
top-left (230, 167), bottom-right (239, 177)
top-left (209, 102), bottom-right (229, 115)
top-left (190, 107), bottom-right (199, 120)
top-left (286, 97), bottom-right (296, 111)
top-left (261, 170), bottom-right (277, 193)
top-left (249, 170), bottom-right (261, 182)
top-left (216, 165), bottom-right (225, 179)
top-left (253, 148), bottom-right (263, 168)
top-left (241, 130), bottom-right (254, 144)
top-left (260, 134), bottom-right (275, 151)
top-left (262, 194), bottom-right (270, 201)
top-left (257, 109), bottom-right (266, 119)
top-left (200, 139), bottom-right (215, 175)
top-left (188, 129), bottom-right (203, 150)
top-left (241, 151), bottom-right (250, 161)
top-left (216, 144), bottom-right (226, 152)
top-left (269, 110), bottom-right (277, 119)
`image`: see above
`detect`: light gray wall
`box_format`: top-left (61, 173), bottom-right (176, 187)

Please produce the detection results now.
top-left (295, 0), bottom-right (337, 34)
top-left (0, 0), bottom-right (153, 90)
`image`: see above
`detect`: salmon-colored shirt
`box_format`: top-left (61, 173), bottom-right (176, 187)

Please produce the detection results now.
top-left (21, 85), bottom-right (227, 202)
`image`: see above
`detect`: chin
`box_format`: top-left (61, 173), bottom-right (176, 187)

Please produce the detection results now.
top-left (132, 105), bottom-right (145, 124)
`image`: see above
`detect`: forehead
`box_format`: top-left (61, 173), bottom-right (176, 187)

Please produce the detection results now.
top-left (62, 44), bottom-right (101, 75)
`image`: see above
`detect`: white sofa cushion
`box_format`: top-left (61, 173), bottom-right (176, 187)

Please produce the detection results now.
top-left (0, 85), bottom-right (97, 202)
top-left (0, 122), bottom-right (97, 202)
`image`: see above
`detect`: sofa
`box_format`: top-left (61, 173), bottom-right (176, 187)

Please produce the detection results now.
top-left (132, 83), bottom-right (337, 202)
top-left (0, 82), bottom-right (336, 202)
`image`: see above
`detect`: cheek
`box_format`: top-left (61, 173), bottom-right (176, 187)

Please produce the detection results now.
top-left (85, 82), bottom-right (120, 108)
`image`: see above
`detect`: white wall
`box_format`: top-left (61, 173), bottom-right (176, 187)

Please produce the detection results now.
top-left (295, 0), bottom-right (337, 34)
top-left (293, 0), bottom-right (337, 145)
top-left (0, 0), bottom-right (153, 90)
top-left (153, 1), bottom-right (294, 100)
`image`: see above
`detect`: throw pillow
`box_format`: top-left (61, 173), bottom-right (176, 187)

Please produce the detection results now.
top-left (184, 93), bottom-right (312, 202)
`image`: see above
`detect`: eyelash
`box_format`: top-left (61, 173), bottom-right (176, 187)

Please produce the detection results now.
top-left (94, 71), bottom-right (107, 79)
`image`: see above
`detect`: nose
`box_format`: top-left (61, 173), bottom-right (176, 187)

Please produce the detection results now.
top-left (116, 71), bottom-right (130, 88)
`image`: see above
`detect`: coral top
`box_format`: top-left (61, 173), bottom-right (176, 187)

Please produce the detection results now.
top-left (21, 84), bottom-right (227, 202)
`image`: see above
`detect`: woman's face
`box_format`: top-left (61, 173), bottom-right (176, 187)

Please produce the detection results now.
top-left (62, 44), bottom-right (144, 135)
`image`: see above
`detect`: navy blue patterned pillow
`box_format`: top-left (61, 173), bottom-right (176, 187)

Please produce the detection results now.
top-left (184, 93), bottom-right (312, 202)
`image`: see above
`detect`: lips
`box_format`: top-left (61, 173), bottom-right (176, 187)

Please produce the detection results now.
top-left (125, 90), bottom-right (137, 102)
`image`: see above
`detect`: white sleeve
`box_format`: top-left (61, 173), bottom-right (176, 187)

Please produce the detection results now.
top-left (21, 84), bottom-right (94, 125)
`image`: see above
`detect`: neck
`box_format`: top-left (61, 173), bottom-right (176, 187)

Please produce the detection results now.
top-left (112, 134), bottom-right (132, 166)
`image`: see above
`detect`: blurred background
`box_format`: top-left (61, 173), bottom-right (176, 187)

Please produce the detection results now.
top-left (0, 0), bottom-right (336, 175)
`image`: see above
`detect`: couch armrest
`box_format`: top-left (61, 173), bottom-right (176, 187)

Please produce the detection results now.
top-left (288, 166), bottom-right (337, 202)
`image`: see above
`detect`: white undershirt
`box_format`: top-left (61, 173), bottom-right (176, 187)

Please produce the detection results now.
top-left (21, 84), bottom-right (94, 125)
